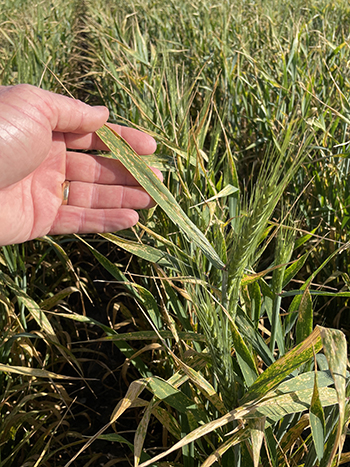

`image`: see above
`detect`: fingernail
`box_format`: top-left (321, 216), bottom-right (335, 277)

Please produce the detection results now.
top-left (94, 105), bottom-right (109, 116)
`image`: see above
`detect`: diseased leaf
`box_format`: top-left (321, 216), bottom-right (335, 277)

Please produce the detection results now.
top-left (39, 286), bottom-right (80, 310)
top-left (134, 400), bottom-right (155, 467)
top-left (230, 320), bottom-right (259, 387)
top-left (240, 326), bottom-right (323, 405)
top-left (250, 417), bottom-right (265, 467)
top-left (319, 327), bottom-right (348, 466)
top-left (100, 233), bottom-right (183, 269)
top-left (281, 290), bottom-right (350, 298)
top-left (112, 376), bottom-right (206, 424)
top-left (131, 283), bottom-right (163, 329)
top-left (246, 387), bottom-right (337, 424)
top-left (296, 289), bottom-right (313, 345)
top-left (173, 360), bottom-right (227, 415)
top-left (282, 252), bottom-right (308, 288)
top-left (276, 370), bottom-right (334, 394)
top-left (65, 380), bottom-right (153, 467)
top-left (236, 306), bottom-right (275, 367)
top-left (0, 272), bottom-right (58, 343)
top-left (90, 330), bottom-right (206, 342)
top-left (146, 376), bottom-right (200, 415)
top-left (294, 228), bottom-right (318, 249)
top-left (310, 372), bottom-right (326, 462)
top-left (152, 405), bottom-right (182, 439)
top-left (248, 280), bottom-right (262, 327)
top-left (138, 385), bottom-right (337, 467)
top-left (111, 380), bottom-right (149, 424)
top-left (96, 124), bottom-right (225, 270)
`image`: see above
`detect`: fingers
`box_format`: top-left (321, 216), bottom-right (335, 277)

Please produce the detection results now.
top-left (64, 123), bottom-right (157, 155)
top-left (49, 97), bottom-right (109, 134)
top-left (1, 85), bottom-right (157, 152)
top-left (66, 152), bottom-right (135, 185)
top-left (0, 84), bottom-right (110, 134)
top-left (49, 206), bottom-right (139, 235)
top-left (67, 181), bottom-right (156, 209)
top-left (66, 151), bottom-right (163, 185)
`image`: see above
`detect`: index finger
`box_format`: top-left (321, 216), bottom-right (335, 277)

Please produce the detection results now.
top-left (65, 151), bottom-right (163, 185)
top-left (63, 123), bottom-right (157, 156)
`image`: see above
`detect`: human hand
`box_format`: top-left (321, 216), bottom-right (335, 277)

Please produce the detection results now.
top-left (0, 84), bottom-right (160, 246)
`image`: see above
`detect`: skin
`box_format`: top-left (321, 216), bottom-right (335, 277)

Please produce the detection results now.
top-left (0, 84), bottom-right (161, 246)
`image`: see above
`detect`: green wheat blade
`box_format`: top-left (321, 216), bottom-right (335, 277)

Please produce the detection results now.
top-left (96, 124), bottom-right (225, 270)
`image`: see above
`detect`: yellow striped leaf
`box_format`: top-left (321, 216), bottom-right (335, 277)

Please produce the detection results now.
top-left (96, 125), bottom-right (225, 270)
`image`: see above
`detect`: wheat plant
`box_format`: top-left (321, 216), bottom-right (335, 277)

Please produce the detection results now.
top-left (1, 0), bottom-right (350, 466)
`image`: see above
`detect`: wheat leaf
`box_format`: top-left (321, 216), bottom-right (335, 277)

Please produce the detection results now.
top-left (96, 124), bottom-right (225, 270)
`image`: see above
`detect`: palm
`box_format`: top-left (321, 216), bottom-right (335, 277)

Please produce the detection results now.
top-left (2, 135), bottom-right (67, 244)
top-left (0, 85), bottom-right (158, 246)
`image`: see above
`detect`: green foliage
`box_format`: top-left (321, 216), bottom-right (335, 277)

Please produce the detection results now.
top-left (1, 0), bottom-right (350, 466)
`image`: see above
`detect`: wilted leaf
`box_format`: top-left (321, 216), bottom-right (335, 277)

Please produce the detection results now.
top-left (0, 363), bottom-right (84, 380)
top-left (250, 417), bottom-right (266, 467)
top-left (190, 184), bottom-right (239, 208)
top-left (201, 429), bottom-right (250, 467)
